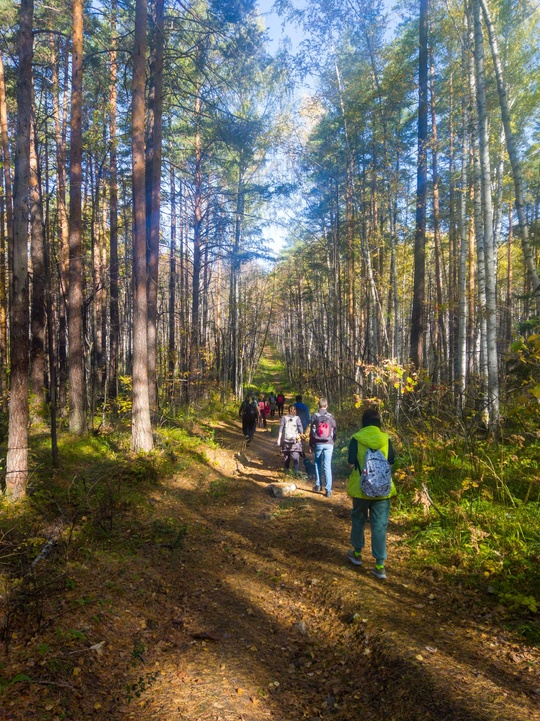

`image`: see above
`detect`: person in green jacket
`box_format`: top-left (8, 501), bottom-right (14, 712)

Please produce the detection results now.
top-left (346, 408), bottom-right (396, 579)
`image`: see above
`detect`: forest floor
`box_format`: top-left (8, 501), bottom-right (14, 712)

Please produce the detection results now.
top-left (2, 415), bottom-right (540, 721)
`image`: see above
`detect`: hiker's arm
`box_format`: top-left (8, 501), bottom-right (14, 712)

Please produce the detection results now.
top-left (348, 438), bottom-right (357, 468)
top-left (388, 440), bottom-right (395, 465)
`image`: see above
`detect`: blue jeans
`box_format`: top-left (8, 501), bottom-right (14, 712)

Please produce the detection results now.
top-left (314, 444), bottom-right (334, 491)
top-left (351, 498), bottom-right (391, 565)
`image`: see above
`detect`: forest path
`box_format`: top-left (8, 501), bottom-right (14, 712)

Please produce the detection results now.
top-left (6, 416), bottom-right (539, 720)
top-left (109, 416), bottom-right (540, 721)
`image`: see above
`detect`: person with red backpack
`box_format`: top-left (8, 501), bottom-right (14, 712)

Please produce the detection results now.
top-left (276, 391), bottom-right (285, 417)
top-left (309, 397), bottom-right (337, 497)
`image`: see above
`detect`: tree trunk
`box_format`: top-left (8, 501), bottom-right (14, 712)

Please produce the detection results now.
top-left (410, 0), bottom-right (429, 369)
top-left (131, 0), bottom-right (153, 451)
top-left (429, 43), bottom-right (448, 380)
top-left (0, 48), bottom-right (13, 403)
top-left (168, 166), bottom-right (176, 398)
top-left (189, 90), bottom-right (203, 402)
top-left (5, 0), bottom-right (34, 499)
top-left (145, 0), bottom-right (165, 413)
top-left (479, 0), bottom-right (540, 316)
top-left (108, 0), bottom-right (119, 401)
top-left (474, 0), bottom-right (499, 427)
top-left (29, 114), bottom-right (47, 402)
top-left (456, 97), bottom-right (469, 411)
top-left (68, 0), bottom-right (87, 434)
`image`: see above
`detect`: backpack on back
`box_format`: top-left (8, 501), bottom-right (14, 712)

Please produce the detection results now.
top-left (277, 393), bottom-right (284, 404)
top-left (361, 448), bottom-right (392, 497)
top-left (312, 413), bottom-right (332, 442)
top-left (243, 402), bottom-right (258, 423)
top-left (283, 416), bottom-right (298, 444)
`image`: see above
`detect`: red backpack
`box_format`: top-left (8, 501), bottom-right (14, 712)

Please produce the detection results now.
top-left (312, 414), bottom-right (331, 442)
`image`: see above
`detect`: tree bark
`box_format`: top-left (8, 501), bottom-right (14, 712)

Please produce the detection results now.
top-left (29, 113), bottom-right (47, 401)
top-left (168, 166), bottom-right (176, 398)
top-left (145, 0), bottom-right (165, 412)
top-left (0, 48), bottom-right (13, 402)
top-left (131, 0), bottom-right (153, 451)
top-left (410, 0), bottom-right (429, 369)
top-left (5, 0), bottom-right (34, 499)
top-left (479, 0), bottom-right (540, 316)
top-left (474, 0), bottom-right (499, 427)
top-left (189, 89), bottom-right (203, 402)
top-left (68, 0), bottom-right (87, 434)
top-left (108, 0), bottom-right (119, 400)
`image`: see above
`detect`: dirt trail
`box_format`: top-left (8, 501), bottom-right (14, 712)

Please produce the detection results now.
top-left (4, 417), bottom-right (540, 720)
top-left (116, 418), bottom-right (540, 720)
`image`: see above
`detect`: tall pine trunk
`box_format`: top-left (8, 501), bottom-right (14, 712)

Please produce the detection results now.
top-left (410, 0), bottom-right (429, 369)
top-left (5, 0), bottom-right (34, 499)
top-left (68, 0), bottom-right (87, 434)
top-left (145, 0), bottom-right (164, 412)
top-left (131, 0), bottom-right (153, 451)
top-left (29, 113), bottom-right (47, 402)
top-left (0, 49), bottom-right (13, 404)
top-left (108, 0), bottom-right (119, 400)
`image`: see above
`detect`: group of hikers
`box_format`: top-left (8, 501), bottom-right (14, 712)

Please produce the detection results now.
top-left (238, 391), bottom-right (396, 580)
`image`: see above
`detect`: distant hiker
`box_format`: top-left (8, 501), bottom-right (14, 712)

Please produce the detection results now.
top-left (309, 397), bottom-right (337, 497)
top-left (276, 391), bottom-right (285, 417)
top-left (277, 405), bottom-right (304, 473)
top-left (258, 394), bottom-right (269, 428)
top-left (239, 395), bottom-right (258, 444)
top-left (268, 391), bottom-right (277, 418)
top-left (294, 395), bottom-right (310, 433)
top-left (346, 408), bottom-right (396, 580)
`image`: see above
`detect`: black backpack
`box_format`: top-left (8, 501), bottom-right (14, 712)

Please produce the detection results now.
top-left (243, 401), bottom-right (258, 423)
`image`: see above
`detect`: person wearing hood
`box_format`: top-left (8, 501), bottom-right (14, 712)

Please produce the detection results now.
top-left (346, 408), bottom-right (396, 579)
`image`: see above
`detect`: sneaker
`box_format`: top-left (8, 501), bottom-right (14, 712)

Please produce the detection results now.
top-left (346, 550), bottom-right (363, 566)
top-left (371, 566), bottom-right (387, 580)
top-left (324, 489), bottom-right (332, 497)
top-left (312, 485), bottom-right (321, 493)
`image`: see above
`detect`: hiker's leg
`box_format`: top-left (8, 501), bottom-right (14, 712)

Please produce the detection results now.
top-left (291, 451), bottom-right (300, 472)
top-left (369, 499), bottom-right (391, 564)
top-left (284, 453), bottom-right (290, 470)
top-left (322, 444), bottom-right (334, 492)
top-left (350, 498), bottom-right (369, 553)
top-left (314, 445), bottom-right (323, 487)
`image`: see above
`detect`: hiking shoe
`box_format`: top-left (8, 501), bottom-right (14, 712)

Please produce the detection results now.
top-left (346, 550), bottom-right (363, 566)
top-left (371, 566), bottom-right (387, 580)
top-left (312, 485), bottom-right (321, 493)
top-left (324, 489), bottom-right (332, 497)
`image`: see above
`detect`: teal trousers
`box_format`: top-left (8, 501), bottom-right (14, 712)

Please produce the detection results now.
top-left (350, 497), bottom-right (391, 565)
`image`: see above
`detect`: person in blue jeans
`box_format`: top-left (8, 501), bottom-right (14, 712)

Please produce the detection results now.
top-left (309, 397), bottom-right (337, 497)
top-left (346, 408), bottom-right (396, 579)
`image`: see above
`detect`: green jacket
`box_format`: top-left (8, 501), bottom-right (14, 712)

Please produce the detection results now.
top-left (347, 425), bottom-right (396, 500)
